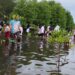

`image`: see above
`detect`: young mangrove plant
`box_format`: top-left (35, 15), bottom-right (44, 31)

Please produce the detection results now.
top-left (48, 29), bottom-right (70, 50)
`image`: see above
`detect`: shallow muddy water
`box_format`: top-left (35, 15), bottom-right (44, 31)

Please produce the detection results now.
top-left (0, 35), bottom-right (75, 75)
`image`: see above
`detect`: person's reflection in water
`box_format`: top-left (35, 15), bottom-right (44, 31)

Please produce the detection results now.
top-left (17, 38), bottom-right (23, 56)
top-left (2, 33), bottom-right (23, 75)
top-left (56, 51), bottom-right (68, 74)
top-left (25, 36), bottom-right (30, 47)
top-left (2, 37), bottom-right (22, 75)
top-left (17, 35), bottom-right (22, 50)
top-left (39, 38), bottom-right (44, 51)
top-left (3, 52), bottom-right (17, 75)
top-left (46, 38), bottom-right (49, 49)
top-left (13, 33), bottom-right (23, 52)
top-left (3, 39), bottom-right (11, 58)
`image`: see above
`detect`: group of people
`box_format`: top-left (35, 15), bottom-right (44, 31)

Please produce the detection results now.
top-left (37, 24), bottom-right (54, 39)
top-left (0, 16), bottom-right (23, 46)
top-left (25, 23), bottom-right (59, 39)
top-left (37, 24), bottom-right (60, 39)
top-left (0, 15), bottom-right (62, 49)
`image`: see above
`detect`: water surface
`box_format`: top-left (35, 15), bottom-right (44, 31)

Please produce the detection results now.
top-left (0, 35), bottom-right (75, 75)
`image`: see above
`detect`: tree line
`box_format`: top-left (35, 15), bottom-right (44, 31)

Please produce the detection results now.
top-left (0, 0), bottom-right (75, 31)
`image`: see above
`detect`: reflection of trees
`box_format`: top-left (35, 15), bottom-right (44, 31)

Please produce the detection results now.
top-left (50, 43), bottom-right (69, 74)
top-left (1, 52), bottom-right (17, 75)
top-left (25, 36), bottom-right (30, 48)
top-left (0, 35), bottom-right (70, 75)
top-left (39, 39), bottom-right (44, 51)
top-left (0, 38), bottom-right (23, 75)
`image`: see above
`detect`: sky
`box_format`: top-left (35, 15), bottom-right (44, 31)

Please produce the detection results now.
top-left (54, 0), bottom-right (75, 23)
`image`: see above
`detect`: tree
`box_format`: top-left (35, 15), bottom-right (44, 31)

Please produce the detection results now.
top-left (13, 0), bottom-right (26, 16)
top-left (0, 0), bottom-right (15, 16)
top-left (49, 1), bottom-right (66, 28)
top-left (66, 11), bottom-right (74, 31)
top-left (36, 1), bottom-right (51, 25)
top-left (13, 0), bottom-right (74, 30)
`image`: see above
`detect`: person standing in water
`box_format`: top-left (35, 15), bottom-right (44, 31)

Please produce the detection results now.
top-left (26, 22), bottom-right (30, 36)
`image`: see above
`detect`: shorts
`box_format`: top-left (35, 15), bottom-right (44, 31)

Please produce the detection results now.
top-left (5, 31), bottom-right (10, 39)
top-left (11, 31), bottom-right (21, 39)
top-left (38, 33), bottom-right (44, 36)
top-left (0, 28), bottom-right (2, 31)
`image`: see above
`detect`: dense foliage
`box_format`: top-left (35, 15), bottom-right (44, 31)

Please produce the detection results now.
top-left (48, 30), bottom-right (70, 44)
top-left (12, 0), bottom-right (74, 31)
top-left (0, 0), bottom-right (15, 16)
top-left (0, 0), bottom-right (74, 31)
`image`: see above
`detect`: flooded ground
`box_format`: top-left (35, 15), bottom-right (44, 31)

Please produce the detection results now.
top-left (0, 35), bottom-right (75, 75)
